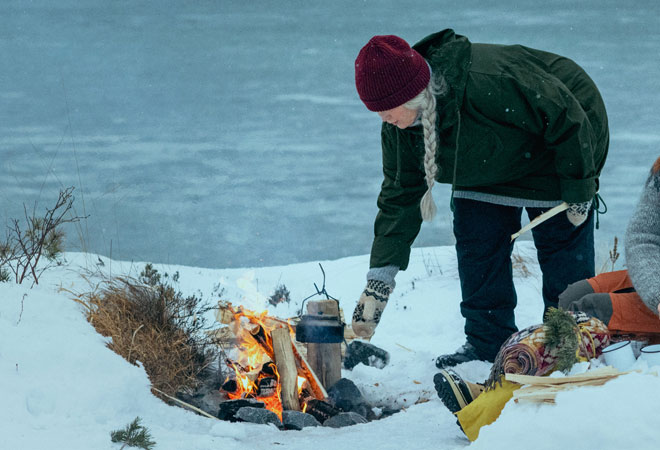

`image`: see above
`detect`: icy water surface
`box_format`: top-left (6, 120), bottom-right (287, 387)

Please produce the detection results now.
top-left (2, 0), bottom-right (660, 269)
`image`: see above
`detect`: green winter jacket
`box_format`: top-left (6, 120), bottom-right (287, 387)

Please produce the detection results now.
top-left (370, 29), bottom-right (609, 270)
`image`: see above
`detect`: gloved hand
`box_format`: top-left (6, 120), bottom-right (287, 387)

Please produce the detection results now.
top-left (351, 280), bottom-right (392, 340)
top-left (566, 200), bottom-right (592, 227)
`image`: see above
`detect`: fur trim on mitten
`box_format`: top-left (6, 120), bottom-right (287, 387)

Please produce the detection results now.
top-left (351, 280), bottom-right (392, 339)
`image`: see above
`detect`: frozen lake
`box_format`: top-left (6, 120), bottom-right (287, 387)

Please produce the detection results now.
top-left (2, 0), bottom-right (660, 269)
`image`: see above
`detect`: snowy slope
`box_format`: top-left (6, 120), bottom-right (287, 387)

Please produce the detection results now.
top-left (1, 242), bottom-right (658, 450)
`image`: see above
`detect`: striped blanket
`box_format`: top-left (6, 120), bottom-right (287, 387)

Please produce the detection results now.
top-left (486, 311), bottom-right (610, 388)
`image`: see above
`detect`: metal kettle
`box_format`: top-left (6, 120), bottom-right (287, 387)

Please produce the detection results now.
top-left (295, 264), bottom-right (344, 344)
top-left (295, 312), bottom-right (344, 344)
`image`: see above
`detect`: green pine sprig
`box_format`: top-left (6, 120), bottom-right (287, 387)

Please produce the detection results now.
top-left (544, 307), bottom-right (580, 373)
top-left (110, 417), bottom-right (156, 450)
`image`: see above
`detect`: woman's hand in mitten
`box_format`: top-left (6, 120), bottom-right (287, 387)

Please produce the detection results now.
top-left (566, 200), bottom-right (592, 227)
top-left (351, 280), bottom-right (392, 340)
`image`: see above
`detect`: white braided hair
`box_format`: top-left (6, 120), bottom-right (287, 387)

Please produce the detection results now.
top-left (403, 75), bottom-right (445, 221)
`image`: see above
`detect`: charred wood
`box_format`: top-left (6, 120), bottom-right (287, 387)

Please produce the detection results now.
top-left (304, 399), bottom-right (341, 423)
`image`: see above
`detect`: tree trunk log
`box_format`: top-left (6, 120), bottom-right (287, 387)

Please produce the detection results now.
top-left (306, 300), bottom-right (342, 390)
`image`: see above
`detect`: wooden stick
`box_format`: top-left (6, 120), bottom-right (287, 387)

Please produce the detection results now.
top-left (396, 343), bottom-right (415, 353)
top-left (291, 339), bottom-right (328, 401)
top-left (216, 301), bottom-right (294, 328)
top-left (511, 202), bottom-right (569, 242)
top-left (272, 327), bottom-right (301, 411)
top-left (151, 387), bottom-right (219, 420)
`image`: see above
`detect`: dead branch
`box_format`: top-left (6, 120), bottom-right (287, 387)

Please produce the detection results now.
top-left (2, 187), bottom-right (86, 285)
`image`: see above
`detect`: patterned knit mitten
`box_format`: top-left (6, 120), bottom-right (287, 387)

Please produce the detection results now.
top-left (566, 200), bottom-right (592, 227)
top-left (351, 280), bottom-right (392, 340)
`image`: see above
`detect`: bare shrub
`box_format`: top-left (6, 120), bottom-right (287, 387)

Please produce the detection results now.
top-left (74, 265), bottom-right (220, 397)
top-left (421, 249), bottom-right (443, 277)
top-left (597, 236), bottom-right (620, 275)
top-left (0, 187), bottom-right (84, 285)
top-left (268, 283), bottom-right (290, 306)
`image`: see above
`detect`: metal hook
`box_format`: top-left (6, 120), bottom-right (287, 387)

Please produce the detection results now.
top-left (298, 263), bottom-right (339, 317)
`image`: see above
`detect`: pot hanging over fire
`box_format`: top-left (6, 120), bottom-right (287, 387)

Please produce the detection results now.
top-left (295, 313), bottom-right (344, 344)
top-left (295, 264), bottom-right (344, 344)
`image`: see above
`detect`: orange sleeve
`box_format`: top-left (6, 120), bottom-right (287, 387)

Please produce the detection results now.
top-left (652, 156), bottom-right (660, 174)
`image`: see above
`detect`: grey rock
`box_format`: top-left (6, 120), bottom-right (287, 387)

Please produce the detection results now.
top-left (323, 411), bottom-right (368, 428)
top-left (235, 406), bottom-right (282, 428)
top-left (197, 389), bottom-right (225, 417)
top-left (327, 378), bottom-right (374, 420)
top-left (217, 399), bottom-right (265, 421)
top-left (281, 410), bottom-right (322, 430)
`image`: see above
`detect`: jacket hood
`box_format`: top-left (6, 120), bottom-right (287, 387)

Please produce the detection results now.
top-left (413, 29), bottom-right (472, 131)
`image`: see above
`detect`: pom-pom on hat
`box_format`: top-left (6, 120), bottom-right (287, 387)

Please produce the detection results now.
top-left (355, 35), bottom-right (430, 112)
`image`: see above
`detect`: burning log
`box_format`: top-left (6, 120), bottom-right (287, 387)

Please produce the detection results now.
top-left (217, 301), bottom-right (293, 329)
top-left (221, 378), bottom-right (238, 394)
top-left (256, 377), bottom-right (278, 397)
top-left (248, 324), bottom-right (274, 360)
top-left (290, 340), bottom-right (328, 401)
top-left (272, 327), bottom-right (300, 411)
top-left (304, 399), bottom-right (342, 423)
top-left (216, 301), bottom-right (329, 419)
top-left (243, 321), bottom-right (328, 402)
top-left (260, 361), bottom-right (277, 377)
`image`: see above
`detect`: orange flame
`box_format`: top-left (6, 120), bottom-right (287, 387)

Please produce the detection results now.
top-left (222, 306), bottom-right (304, 420)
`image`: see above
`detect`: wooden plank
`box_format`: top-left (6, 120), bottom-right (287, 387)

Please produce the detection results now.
top-left (510, 368), bottom-right (629, 404)
top-left (505, 366), bottom-right (623, 386)
top-left (272, 327), bottom-right (300, 411)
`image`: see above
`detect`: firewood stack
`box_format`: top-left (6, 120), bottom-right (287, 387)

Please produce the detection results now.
top-left (215, 301), bottom-right (330, 413)
top-left (506, 366), bottom-right (631, 403)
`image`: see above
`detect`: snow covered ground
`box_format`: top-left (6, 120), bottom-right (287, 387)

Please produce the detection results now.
top-left (2, 242), bottom-right (658, 450)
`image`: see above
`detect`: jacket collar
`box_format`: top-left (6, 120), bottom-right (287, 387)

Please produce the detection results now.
top-left (413, 29), bottom-right (472, 131)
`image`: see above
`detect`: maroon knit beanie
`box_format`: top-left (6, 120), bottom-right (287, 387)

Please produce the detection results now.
top-left (355, 35), bottom-right (430, 112)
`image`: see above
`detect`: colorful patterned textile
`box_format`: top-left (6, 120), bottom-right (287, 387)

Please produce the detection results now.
top-left (486, 311), bottom-right (610, 388)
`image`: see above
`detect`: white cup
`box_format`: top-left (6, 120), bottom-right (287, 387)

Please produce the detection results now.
top-left (601, 340), bottom-right (637, 371)
top-left (639, 344), bottom-right (660, 367)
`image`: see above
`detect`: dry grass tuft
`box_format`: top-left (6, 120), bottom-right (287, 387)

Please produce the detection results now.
top-left (74, 267), bottom-right (220, 397)
top-left (512, 251), bottom-right (532, 278)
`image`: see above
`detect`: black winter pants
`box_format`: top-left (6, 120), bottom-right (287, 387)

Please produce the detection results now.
top-left (452, 198), bottom-right (595, 361)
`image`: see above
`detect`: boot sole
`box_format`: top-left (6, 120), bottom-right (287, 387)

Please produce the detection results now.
top-left (434, 370), bottom-right (472, 414)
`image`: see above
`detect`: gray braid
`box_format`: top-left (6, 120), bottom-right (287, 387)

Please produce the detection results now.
top-left (404, 82), bottom-right (440, 221)
top-left (419, 86), bottom-right (438, 221)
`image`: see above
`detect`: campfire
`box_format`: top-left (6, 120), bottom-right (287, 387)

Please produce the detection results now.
top-left (217, 304), bottom-right (329, 420)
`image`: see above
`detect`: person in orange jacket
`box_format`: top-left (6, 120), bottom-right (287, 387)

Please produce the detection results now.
top-left (559, 156), bottom-right (660, 335)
